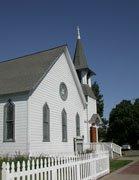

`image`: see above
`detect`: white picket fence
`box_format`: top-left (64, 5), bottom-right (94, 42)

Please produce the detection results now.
top-left (2, 152), bottom-right (109, 180)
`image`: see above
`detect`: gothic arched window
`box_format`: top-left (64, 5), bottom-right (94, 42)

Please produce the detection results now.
top-left (62, 109), bottom-right (67, 142)
top-left (76, 113), bottom-right (80, 136)
top-left (4, 99), bottom-right (15, 141)
top-left (43, 103), bottom-right (50, 141)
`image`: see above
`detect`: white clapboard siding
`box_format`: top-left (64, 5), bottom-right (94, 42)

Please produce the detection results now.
top-left (88, 97), bottom-right (97, 120)
top-left (0, 97), bottom-right (28, 156)
top-left (87, 97), bottom-right (97, 143)
top-left (28, 53), bottom-right (87, 156)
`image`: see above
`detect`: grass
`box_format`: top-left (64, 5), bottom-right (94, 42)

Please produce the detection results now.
top-left (110, 159), bottom-right (133, 172)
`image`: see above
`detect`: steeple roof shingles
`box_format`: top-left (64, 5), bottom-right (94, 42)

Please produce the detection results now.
top-left (73, 39), bottom-right (89, 70)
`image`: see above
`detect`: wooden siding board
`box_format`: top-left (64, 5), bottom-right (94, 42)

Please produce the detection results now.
top-left (28, 53), bottom-right (86, 155)
top-left (0, 99), bottom-right (28, 156)
top-left (87, 97), bottom-right (97, 143)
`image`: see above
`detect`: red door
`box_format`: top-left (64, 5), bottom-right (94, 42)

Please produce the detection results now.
top-left (90, 126), bottom-right (97, 142)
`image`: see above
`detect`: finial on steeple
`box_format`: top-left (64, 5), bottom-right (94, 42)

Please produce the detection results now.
top-left (77, 26), bottom-right (81, 39)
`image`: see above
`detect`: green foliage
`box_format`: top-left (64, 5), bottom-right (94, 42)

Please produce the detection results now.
top-left (110, 160), bottom-right (132, 172)
top-left (0, 154), bottom-right (29, 170)
top-left (92, 81), bottom-right (104, 118)
top-left (92, 82), bottom-right (107, 141)
top-left (0, 154), bottom-right (50, 179)
top-left (98, 127), bottom-right (107, 142)
top-left (107, 99), bottom-right (139, 148)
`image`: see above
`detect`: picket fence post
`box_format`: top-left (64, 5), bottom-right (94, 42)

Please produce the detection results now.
top-left (52, 157), bottom-right (57, 180)
top-left (75, 155), bottom-right (80, 180)
top-left (93, 157), bottom-right (97, 179)
top-left (2, 162), bottom-right (9, 180)
top-left (76, 163), bottom-right (80, 180)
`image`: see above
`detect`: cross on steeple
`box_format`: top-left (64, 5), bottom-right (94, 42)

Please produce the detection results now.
top-left (77, 26), bottom-right (81, 39)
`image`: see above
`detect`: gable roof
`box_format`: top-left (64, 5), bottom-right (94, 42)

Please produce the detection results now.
top-left (0, 45), bottom-right (66, 96)
top-left (89, 114), bottom-right (103, 125)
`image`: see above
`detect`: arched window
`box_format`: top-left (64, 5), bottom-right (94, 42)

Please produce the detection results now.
top-left (76, 113), bottom-right (80, 136)
top-left (43, 103), bottom-right (50, 141)
top-left (62, 109), bottom-right (67, 142)
top-left (4, 99), bottom-right (15, 141)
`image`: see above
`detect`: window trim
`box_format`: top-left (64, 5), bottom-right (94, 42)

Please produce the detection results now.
top-left (3, 99), bottom-right (15, 142)
top-left (43, 103), bottom-right (50, 142)
top-left (62, 108), bottom-right (68, 142)
top-left (76, 113), bottom-right (80, 137)
top-left (59, 82), bottom-right (68, 101)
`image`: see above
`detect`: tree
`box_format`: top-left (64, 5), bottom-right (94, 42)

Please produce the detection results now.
top-left (92, 82), bottom-right (106, 141)
top-left (132, 99), bottom-right (139, 149)
top-left (107, 99), bottom-right (139, 149)
top-left (98, 118), bottom-right (108, 142)
top-left (92, 81), bottom-right (104, 118)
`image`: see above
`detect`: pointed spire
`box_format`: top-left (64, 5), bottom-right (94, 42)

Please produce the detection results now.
top-left (73, 27), bottom-right (88, 70)
top-left (73, 27), bottom-right (95, 75)
top-left (77, 26), bottom-right (81, 39)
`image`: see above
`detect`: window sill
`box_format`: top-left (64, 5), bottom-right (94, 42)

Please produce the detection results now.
top-left (3, 140), bottom-right (15, 143)
top-left (43, 140), bottom-right (50, 142)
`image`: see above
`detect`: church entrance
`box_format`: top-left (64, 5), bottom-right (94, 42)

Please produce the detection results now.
top-left (90, 126), bottom-right (97, 142)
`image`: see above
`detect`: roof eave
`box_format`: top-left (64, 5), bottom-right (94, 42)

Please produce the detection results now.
top-left (0, 90), bottom-right (30, 101)
top-left (76, 67), bottom-right (96, 76)
top-left (64, 46), bottom-right (87, 109)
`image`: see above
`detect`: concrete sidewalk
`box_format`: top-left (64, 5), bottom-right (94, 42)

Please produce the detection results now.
top-left (100, 156), bottom-right (139, 180)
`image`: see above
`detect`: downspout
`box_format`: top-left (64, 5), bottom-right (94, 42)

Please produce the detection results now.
top-left (26, 99), bottom-right (30, 156)
top-left (86, 100), bottom-right (89, 144)
top-left (96, 125), bottom-right (99, 143)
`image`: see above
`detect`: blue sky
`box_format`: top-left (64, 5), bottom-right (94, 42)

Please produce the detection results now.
top-left (0, 0), bottom-right (139, 118)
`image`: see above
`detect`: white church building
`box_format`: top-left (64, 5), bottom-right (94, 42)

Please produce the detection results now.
top-left (0, 29), bottom-right (101, 156)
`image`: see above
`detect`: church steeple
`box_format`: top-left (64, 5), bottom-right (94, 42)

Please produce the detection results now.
top-left (73, 27), bottom-right (89, 70)
top-left (73, 27), bottom-right (95, 87)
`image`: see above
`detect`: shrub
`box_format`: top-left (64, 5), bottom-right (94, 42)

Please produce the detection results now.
top-left (0, 152), bottom-right (29, 170)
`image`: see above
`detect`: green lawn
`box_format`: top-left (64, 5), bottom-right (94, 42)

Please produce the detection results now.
top-left (110, 159), bottom-right (133, 172)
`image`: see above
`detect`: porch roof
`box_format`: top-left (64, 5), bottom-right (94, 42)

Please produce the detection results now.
top-left (89, 114), bottom-right (103, 125)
